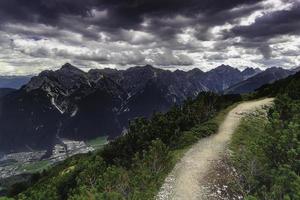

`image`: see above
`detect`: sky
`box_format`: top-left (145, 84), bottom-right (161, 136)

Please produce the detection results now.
top-left (0, 0), bottom-right (299, 75)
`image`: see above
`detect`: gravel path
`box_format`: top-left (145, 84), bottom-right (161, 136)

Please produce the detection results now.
top-left (156, 98), bottom-right (274, 200)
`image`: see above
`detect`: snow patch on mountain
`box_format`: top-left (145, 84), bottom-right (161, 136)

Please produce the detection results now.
top-left (51, 97), bottom-right (64, 114)
top-left (70, 107), bottom-right (78, 117)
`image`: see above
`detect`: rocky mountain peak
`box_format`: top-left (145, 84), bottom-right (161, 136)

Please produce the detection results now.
top-left (254, 68), bottom-right (262, 73)
top-left (189, 68), bottom-right (204, 73)
top-left (242, 67), bottom-right (255, 73)
top-left (24, 63), bottom-right (89, 96)
top-left (292, 66), bottom-right (300, 72)
top-left (144, 64), bottom-right (155, 69)
top-left (265, 66), bottom-right (283, 72)
top-left (173, 69), bottom-right (186, 76)
top-left (241, 67), bottom-right (262, 79)
top-left (59, 63), bottom-right (85, 75)
top-left (127, 65), bottom-right (162, 73)
top-left (188, 68), bottom-right (204, 75)
top-left (0, 63), bottom-right (296, 153)
top-left (211, 64), bottom-right (240, 74)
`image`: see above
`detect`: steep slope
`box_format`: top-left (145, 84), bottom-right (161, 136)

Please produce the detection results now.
top-left (93, 65), bottom-right (207, 103)
top-left (94, 65), bottom-right (209, 123)
top-left (255, 70), bottom-right (300, 98)
top-left (0, 63), bottom-right (291, 153)
top-left (0, 64), bottom-right (127, 152)
top-left (0, 89), bottom-right (62, 151)
top-left (241, 67), bottom-right (261, 80)
top-left (118, 79), bottom-right (172, 126)
top-left (201, 65), bottom-right (244, 92)
top-left (7, 92), bottom-right (241, 199)
top-left (225, 67), bottom-right (294, 94)
top-left (0, 64), bottom-right (211, 152)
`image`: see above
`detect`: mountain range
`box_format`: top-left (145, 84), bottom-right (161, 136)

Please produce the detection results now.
top-left (224, 67), bottom-right (295, 94)
top-left (0, 63), bottom-right (296, 152)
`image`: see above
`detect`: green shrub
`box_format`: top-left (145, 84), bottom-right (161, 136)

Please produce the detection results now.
top-left (7, 92), bottom-right (241, 200)
top-left (231, 94), bottom-right (300, 199)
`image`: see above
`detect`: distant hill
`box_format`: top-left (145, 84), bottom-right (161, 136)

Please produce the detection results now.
top-left (241, 67), bottom-right (261, 80)
top-left (3, 66), bottom-right (300, 199)
top-left (199, 65), bottom-right (244, 92)
top-left (224, 67), bottom-right (295, 94)
top-left (255, 70), bottom-right (300, 98)
top-left (0, 76), bottom-right (32, 89)
top-left (0, 63), bottom-right (293, 152)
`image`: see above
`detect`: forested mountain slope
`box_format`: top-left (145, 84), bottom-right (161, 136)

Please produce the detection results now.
top-left (229, 71), bottom-right (300, 199)
top-left (1, 92), bottom-right (241, 200)
top-left (2, 71), bottom-right (300, 200)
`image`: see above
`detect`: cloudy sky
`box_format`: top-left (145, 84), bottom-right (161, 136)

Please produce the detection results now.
top-left (0, 0), bottom-right (299, 75)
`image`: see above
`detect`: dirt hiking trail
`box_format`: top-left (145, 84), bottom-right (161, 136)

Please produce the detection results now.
top-left (157, 98), bottom-right (274, 200)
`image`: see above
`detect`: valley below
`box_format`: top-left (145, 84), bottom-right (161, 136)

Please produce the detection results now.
top-left (0, 137), bottom-right (107, 195)
top-left (0, 64), bottom-right (299, 199)
top-left (0, 0), bottom-right (299, 198)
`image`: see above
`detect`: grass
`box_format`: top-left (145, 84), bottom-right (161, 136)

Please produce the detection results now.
top-left (227, 108), bottom-right (271, 198)
top-left (18, 137), bottom-right (108, 174)
top-left (152, 102), bottom-right (242, 199)
top-left (19, 160), bottom-right (51, 173)
top-left (86, 136), bottom-right (108, 149)
top-left (60, 166), bottom-right (75, 176)
top-left (169, 102), bottom-right (240, 174)
top-left (230, 111), bottom-right (268, 152)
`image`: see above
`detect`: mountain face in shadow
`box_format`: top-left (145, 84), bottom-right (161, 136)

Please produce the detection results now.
top-left (225, 67), bottom-right (294, 94)
top-left (0, 63), bottom-right (294, 152)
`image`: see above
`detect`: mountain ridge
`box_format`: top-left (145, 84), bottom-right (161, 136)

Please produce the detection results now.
top-left (225, 67), bottom-right (295, 94)
top-left (0, 63), bottom-right (294, 152)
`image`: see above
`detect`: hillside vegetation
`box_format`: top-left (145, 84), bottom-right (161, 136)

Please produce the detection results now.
top-left (230, 72), bottom-right (300, 199)
top-left (2, 71), bottom-right (300, 200)
top-left (1, 92), bottom-right (241, 200)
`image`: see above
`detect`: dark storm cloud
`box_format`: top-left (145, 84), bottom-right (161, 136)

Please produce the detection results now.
top-left (0, 0), bottom-right (263, 36)
top-left (222, 2), bottom-right (300, 59)
top-left (229, 39), bottom-right (273, 59)
top-left (258, 45), bottom-right (272, 59)
top-left (0, 0), bottom-right (96, 25)
top-left (97, 0), bottom-right (262, 30)
top-left (0, 0), bottom-right (299, 74)
top-left (93, 0), bottom-right (263, 42)
top-left (192, 3), bottom-right (263, 40)
top-left (230, 3), bottom-right (300, 39)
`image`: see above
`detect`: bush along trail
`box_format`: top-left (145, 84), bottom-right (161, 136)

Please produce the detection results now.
top-left (3, 72), bottom-right (300, 200)
top-left (1, 92), bottom-right (242, 200)
top-left (156, 98), bottom-right (274, 200)
top-left (229, 95), bottom-right (300, 200)
top-left (228, 72), bottom-right (300, 200)
top-left (161, 71), bottom-right (300, 200)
